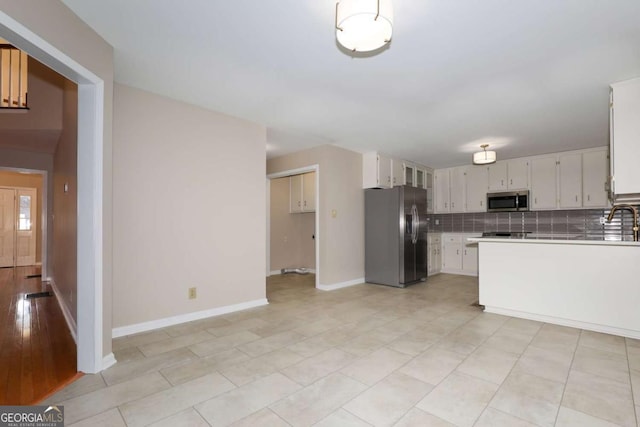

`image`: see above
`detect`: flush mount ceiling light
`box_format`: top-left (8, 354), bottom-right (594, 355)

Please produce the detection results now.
top-left (473, 144), bottom-right (497, 165)
top-left (335, 0), bottom-right (393, 52)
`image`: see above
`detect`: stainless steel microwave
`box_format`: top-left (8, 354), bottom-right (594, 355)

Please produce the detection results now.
top-left (486, 191), bottom-right (530, 212)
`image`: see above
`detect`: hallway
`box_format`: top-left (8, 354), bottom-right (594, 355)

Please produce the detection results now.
top-left (0, 266), bottom-right (78, 404)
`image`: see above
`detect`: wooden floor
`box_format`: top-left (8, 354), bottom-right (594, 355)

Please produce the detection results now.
top-left (0, 266), bottom-right (78, 405)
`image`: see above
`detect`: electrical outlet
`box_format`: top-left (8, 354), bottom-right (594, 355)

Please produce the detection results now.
top-left (188, 287), bottom-right (197, 299)
top-left (599, 216), bottom-right (606, 225)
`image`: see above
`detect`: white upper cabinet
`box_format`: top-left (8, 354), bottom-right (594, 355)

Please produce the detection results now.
top-left (449, 167), bottom-right (466, 213)
top-left (507, 158), bottom-right (529, 190)
top-left (290, 172), bottom-right (315, 213)
top-left (290, 174), bottom-right (303, 212)
top-left (582, 149), bottom-right (609, 207)
top-left (426, 170), bottom-right (434, 213)
top-left (404, 163), bottom-right (415, 187)
top-left (488, 159), bottom-right (528, 191)
top-left (465, 166), bottom-right (489, 212)
top-left (487, 162), bottom-right (508, 191)
top-left (302, 172), bottom-right (316, 211)
top-left (415, 168), bottom-right (425, 189)
top-left (392, 158), bottom-right (404, 187)
top-left (434, 169), bottom-right (450, 213)
top-left (558, 153), bottom-right (582, 208)
top-left (530, 156), bottom-right (558, 210)
top-left (610, 78), bottom-right (640, 202)
top-left (363, 152), bottom-right (392, 188)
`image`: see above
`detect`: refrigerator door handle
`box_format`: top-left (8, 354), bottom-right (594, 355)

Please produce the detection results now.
top-left (411, 204), bottom-right (420, 245)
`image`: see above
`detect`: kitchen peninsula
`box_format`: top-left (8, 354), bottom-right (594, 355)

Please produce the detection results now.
top-left (469, 237), bottom-right (640, 339)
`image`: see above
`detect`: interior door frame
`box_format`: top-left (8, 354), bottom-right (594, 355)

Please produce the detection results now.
top-left (266, 165), bottom-right (320, 289)
top-left (0, 14), bottom-right (106, 373)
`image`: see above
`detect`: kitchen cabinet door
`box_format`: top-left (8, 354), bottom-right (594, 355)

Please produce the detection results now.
top-left (462, 242), bottom-right (478, 275)
top-left (416, 168), bottom-right (425, 189)
top-left (488, 162), bottom-right (507, 191)
top-left (583, 149), bottom-right (609, 207)
top-left (363, 152), bottom-right (392, 188)
top-left (610, 78), bottom-right (640, 199)
top-left (465, 166), bottom-right (489, 212)
top-left (302, 172), bottom-right (316, 212)
top-left (404, 163), bottom-right (415, 187)
top-left (434, 169), bottom-right (450, 213)
top-left (426, 170), bottom-right (434, 214)
top-left (507, 158), bottom-right (529, 189)
top-left (449, 167), bottom-right (466, 213)
top-left (392, 158), bottom-right (404, 187)
top-left (559, 153), bottom-right (582, 208)
top-left (290, 174), bottom-right (303, 213)
top-left (442, 234), bottom-right (462, 271)
top-left (531, 156), bottom-right (558, 210)
top-left (427, 233), bottom-right (441, 275)
top-left (290, 173), bottom-right (315, 213)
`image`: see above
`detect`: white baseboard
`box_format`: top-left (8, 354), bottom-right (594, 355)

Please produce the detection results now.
top-left (48, 278), bottom-right (78, 343)
top-left (317, 277), bottom-right (364, 291)
top-left (112, 298), bottom-right (269, 338)
top-left (102, 353), bottom-right (117, 370)
top-left (484, 306), bottom-right (640, 340)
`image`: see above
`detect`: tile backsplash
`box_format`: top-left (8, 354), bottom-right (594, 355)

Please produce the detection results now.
top-left (427, 208), bottom-right (638, 241)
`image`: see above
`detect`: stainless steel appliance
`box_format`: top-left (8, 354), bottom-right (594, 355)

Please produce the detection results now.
top-left (365, 186), bottom-right (427, 287)
top-left (486, 190), bottom-right (530, 212)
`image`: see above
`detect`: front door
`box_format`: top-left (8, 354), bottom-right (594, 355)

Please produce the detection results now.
top-left (16, 188), bottom-right (36, 266)
top-left (0, 188), bottom-right (15, 267)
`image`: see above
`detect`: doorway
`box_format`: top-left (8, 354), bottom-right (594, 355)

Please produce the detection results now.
top-left (267, 165), bottom-right (320, 288)
top-left (0, 186), bottom-right (38, 268)
top-left (0, 15), bottom-right (106, 373)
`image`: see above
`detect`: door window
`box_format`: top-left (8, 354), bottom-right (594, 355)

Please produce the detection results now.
top-left (18, 195), bottom-right (31, 230)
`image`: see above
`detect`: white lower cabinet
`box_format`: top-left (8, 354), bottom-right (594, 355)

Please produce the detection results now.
top-left (427, 233), bottom-right (441, 276)
top-left (441, 233), bottom-right (479, 276)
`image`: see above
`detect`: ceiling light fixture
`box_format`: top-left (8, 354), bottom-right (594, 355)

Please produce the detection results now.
top-left (335, 0), bottom-right (393, 52)
top-left (473, 144), bottom-right (497, 165)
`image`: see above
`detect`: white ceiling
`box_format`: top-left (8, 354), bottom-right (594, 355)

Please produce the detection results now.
top-left (61, 0), bottom-right (640, 168)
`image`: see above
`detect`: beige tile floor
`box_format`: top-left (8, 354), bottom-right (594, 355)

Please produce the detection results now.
top-left (45, 273), bottom-right (640, 426)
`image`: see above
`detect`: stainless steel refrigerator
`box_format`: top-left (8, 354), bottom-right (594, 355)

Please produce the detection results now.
top-left (365, 186), bottom-right (428, 288)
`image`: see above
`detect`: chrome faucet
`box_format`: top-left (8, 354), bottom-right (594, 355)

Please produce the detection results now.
top-left (606, 204), bottom-right (639, 242)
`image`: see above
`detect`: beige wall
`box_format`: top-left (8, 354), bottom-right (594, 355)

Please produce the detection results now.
top-left (113, 84), bottom-right (266, 328)
top-left (0, 0), bottom-right (115, 359)
top-left (51, 78), bottom-right (78, 320)
top-left (267, 145), bottom-right (364, 285)
top-left (0, 170), bottom-right (43, 263)
top-left (270, 176), bottom-right (315, 272)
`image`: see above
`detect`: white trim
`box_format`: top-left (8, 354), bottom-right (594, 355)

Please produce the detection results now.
top-left (49, 277), bottom-right (78, 343)
top-left (484, 306), bottom-right (640, 340)
top-left (112, 298), bottom-right (269, 338)
top-left (102, 353), bottom-right (117, 370)
top-left (265, 178), bottom-right (270, 276)
top-left (317, 277), bottom-right (364, 291)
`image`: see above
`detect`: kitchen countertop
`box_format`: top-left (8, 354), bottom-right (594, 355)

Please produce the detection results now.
top-left (468, 236), bottom-right (640, 247)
